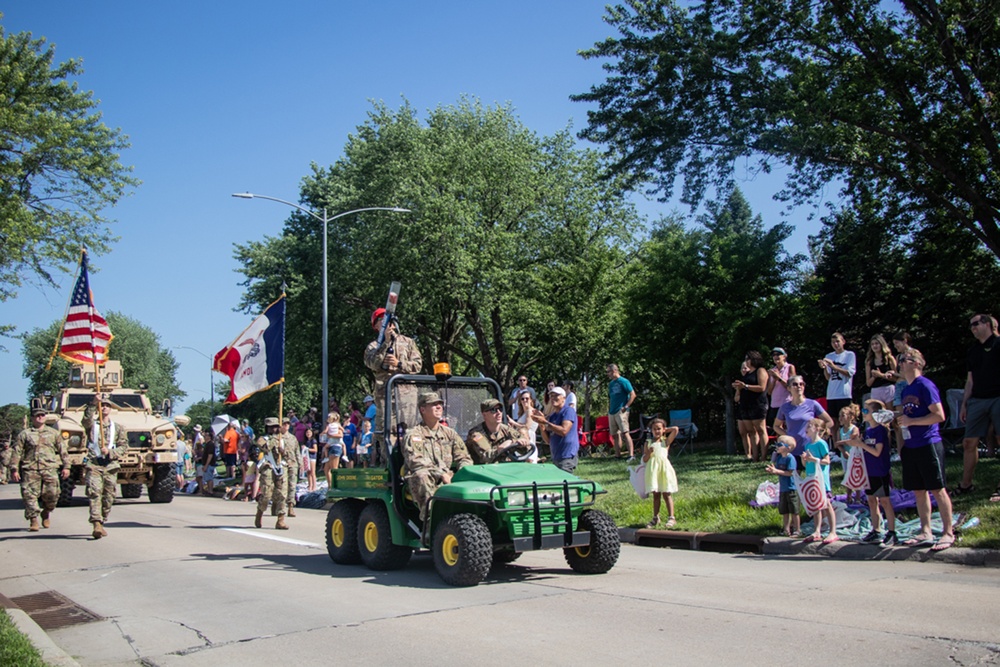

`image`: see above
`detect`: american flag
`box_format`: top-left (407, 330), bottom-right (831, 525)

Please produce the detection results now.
top-left (59, 251), bottom-right (113, 365)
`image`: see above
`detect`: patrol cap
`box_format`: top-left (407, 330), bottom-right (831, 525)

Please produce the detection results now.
top-left (282, 417), bottom-right (291, 424)
top-left (31, 406), bottom-right (47, 416)
top-left (264, 417), bottom-right (279, 427)
top-left (480, 398), bottom-right (503, 412)
top-left (417, 391), bottom-right (444, 408)
top-left (99, 394), bottom-right (115, 406)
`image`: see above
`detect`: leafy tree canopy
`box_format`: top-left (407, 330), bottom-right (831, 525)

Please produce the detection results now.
top-left (574, 0), bottom-right (1000, 256)
top-left (21, 311), bottom-right (182, 407)
top-left (235, 97), bottom-right (641, 402)
top-left (0, 402), bottom-right (28, 442)
top-left (0, 19), bottom-right (137, 326)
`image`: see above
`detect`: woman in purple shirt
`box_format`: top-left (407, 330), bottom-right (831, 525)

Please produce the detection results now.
top-left (772, 375), bottom-right (834, 458)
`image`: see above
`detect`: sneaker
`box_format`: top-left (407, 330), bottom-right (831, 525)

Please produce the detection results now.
top-left (626, 456), bottom-right (636, 464)
top-left (882, 530), bottom-right (899, 546)
top-left (861, 529), bottom-right (882, 543)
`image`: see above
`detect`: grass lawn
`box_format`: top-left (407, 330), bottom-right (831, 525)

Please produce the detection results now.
top-left (0, 610), bottom-right (47, 667)
top-left (581, 444), bottom-right (1000, 550)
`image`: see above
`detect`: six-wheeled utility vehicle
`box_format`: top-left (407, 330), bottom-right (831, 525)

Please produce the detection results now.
top-left (324, 373), bottom-right (620, 586)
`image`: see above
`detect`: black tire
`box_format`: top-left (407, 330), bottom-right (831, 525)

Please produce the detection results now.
top-left (148, 464), bottom-right (175, 503)
top-left (121, 483), bottom-right (143, 499)
top-left (357, 502), bottom-right (412, 571)
top-left (326, 499), bottom-right (365, 564)
top-left (57, 477), bottom-right (75, 507)
top-left (564, 510), bottom-right (620, 574)
top-left (492, 548), bottom-right (522, 564)
top-left (433, 513), bottom-right (493, 586)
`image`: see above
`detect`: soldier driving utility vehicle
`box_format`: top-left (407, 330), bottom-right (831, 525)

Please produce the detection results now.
top-left (324, 366), bottom-right (620, 586)
top-left (43, 361), bottom-right (187, 506)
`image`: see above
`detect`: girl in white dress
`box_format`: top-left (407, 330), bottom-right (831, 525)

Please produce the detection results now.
top-left (643, 418), bottom-right (679, 528)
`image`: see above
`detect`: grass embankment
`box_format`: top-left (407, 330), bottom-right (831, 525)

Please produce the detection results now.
top-left (581, 445), bottom-right (1000, 549)
top-left (0, 610), bottom-right (47, 667)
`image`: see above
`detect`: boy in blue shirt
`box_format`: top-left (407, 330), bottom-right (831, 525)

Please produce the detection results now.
top-left (765, 435), bottom-right (800, 536)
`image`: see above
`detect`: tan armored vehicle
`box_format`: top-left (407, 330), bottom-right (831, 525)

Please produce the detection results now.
top-left (44, 361), bottom-right (188, 506)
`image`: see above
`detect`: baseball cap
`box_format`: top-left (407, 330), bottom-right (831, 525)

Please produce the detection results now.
top-left (363, 395), bottom-right (374, 403)
top-left (550, 387), bottom-right (566, 398)
top-left (371, 307), bottom-right (386, 329)
top-left (771, 347), bottom-right (787, 356)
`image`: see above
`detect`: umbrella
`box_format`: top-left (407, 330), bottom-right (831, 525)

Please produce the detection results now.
top-left (211, 414), bottom-right (235, 436)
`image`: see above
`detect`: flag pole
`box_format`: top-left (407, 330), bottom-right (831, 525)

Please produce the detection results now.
top-left (277, 284), bottom-right (287, 426)
top-left (45, 248), bottom-right (86, 371)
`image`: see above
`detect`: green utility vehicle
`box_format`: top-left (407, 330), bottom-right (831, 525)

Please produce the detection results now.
top-left (324, 373), bottom-right (620, 586)
top-left (44, 361), bottom-right (186, 506)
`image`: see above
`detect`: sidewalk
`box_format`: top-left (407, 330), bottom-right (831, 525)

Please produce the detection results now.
top-left (620, 527), bottom-right (1000, 567)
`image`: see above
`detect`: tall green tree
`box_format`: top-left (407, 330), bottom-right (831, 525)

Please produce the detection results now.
top-left (0, 22), bottom-right (137, 324)
top-left (235, 98), bottom-right (640, 404)
top-left (626, 188), bottom-right (801, 451)
top-left (21, 311), bottom-right (182, 406)
top-left (574, 0), bottom-right (1000, 257)
top-left (0, 403), bottom-right (28, 444)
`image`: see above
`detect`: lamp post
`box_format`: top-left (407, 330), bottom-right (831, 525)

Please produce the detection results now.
top-left (173, 346), bottom-right (215, 419)
top-left (231, 192), bottom-right (409, 416)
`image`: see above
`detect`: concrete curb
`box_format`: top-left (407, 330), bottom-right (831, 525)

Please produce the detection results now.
top-left (0, 593), bottom-right (80, 667)
top-left (619, 527), bottom-right (1000, 566)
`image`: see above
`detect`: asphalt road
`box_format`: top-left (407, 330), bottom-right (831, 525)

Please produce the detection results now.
top-left (1, 482), bottom-right (998, 666)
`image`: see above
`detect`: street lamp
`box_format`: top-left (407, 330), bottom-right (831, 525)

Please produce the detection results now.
top-left (231, 192), bottom-right (410, 416)
top-left (173, 346), bottom-right (215, 419)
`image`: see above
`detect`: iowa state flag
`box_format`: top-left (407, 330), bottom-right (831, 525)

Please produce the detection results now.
top-left (213, 296), bottom-right (285, 404)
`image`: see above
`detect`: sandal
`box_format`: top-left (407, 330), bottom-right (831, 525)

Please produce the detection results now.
top-left (665, 516), bottom-right (677, 528)
top-left (646, 516), bottom-right (660, 528)
top-left (951, 484), bottom-right (974, 496)
top-left (930, 535), bottom-right (955, 552)
top-left (990, 487), bottom-right (1000, 503)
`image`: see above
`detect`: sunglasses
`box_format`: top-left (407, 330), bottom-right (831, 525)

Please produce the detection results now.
top-left (970, 319), bottom-right (988, 328)
top-left (487, 406), bottom-right (503, 413)
top-left (789, 382), bottom-right (805, 387)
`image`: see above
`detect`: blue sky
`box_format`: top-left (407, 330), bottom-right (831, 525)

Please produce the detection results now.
top-left (1, 1), bottom-right (830, 413)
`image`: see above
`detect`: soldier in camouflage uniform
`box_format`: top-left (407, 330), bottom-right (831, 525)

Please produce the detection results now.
top-left (83, 395), bottom-right (128, 539)
top-left (11, 406), bottom-right (70, 532)
top-left (281, 417), bottom-right (300, 517)
top-left (465, 398), bottom-right (533, 464)
top-left (402, 392), bottom-right (471, 522)
top-left (0, 433), bottom-right (12, 484)
top-left (254, 417), bottom-right (288, 530)
top-left (364, 307), bottom-right (423, 466)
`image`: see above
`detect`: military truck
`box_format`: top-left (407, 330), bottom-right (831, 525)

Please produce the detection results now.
top-left (324, 371), bottom-right (620, 586)
top-left (45, 361), bottom-right (186, 506)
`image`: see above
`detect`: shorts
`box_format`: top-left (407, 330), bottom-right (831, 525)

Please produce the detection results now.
top-left (552, 456), bottom-right (578, 473)
top-left (901, 441), bottom-right (946, 491)
top-left (866, 474), bottom-right (892, 498)
top-left (608, 411), bottom-right (629, 436)
top-left (223, 453), bottom-right (237, 468)
top-left (777, 490), bottom-right (799, 514)
top-left (195, 463), bottom-right (204, 477)
top-left (737, 400), bottom-right (767, 421)
top-left (963, 396), bottom-right (1000, 440)
top-left (870, 384), bottom-right (896, 407)
top-left (202, 466), bottom-right (216, 483)
top-left (175, 462), bottom-right (185, 476)
top-left (328, 442), bottom-right (344, 457)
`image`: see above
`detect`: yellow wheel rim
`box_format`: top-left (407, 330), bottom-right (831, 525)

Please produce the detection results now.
top-left (364, 521), bottom-right (379, 552)
top-left (441, 534), bottom-right (459, 567)
top-left (331, 519), bottom-right (344, 548)
top-left (574, 546), bottom-right (591, 558)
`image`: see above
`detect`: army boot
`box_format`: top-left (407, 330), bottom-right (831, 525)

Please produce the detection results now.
top-left (275, 515), bottom-right (289, 530)
top-left (29, 517), bottom-right (40, 532)
top-left (254, 510), bottom-right (263, 528)
top-left (287, 506), bottom-right (296, 518)
top-left (41, 509), bottom-right (51, 529)
top-left (92, 522), bottom-right (107, 539)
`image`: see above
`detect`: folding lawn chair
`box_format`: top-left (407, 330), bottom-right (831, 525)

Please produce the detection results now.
top-left (669, 409), bottom-right (698, 455)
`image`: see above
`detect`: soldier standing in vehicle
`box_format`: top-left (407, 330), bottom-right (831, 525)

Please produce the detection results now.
top-left (466, 398), bottom-right (533, 464)
top-left (364, 307), bottom-right (423, 466)
top-left (254, 417), bottom-right (288, 530)
top-left (402, 392), bottom-right (472, 522)
top-left (11, 406), bottom-right (70, 532)
top-left (281, 417), bottom-right (300, 517)
top-left (83, 395), bottom-right (127, 539)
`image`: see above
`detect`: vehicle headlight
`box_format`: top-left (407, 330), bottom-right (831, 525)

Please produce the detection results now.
top-left (69, 435), bottom-right (81, 446)
top-left (156, 434), bottom-right (166, 445)
top-left (507, 490), bottom-right (528, 506)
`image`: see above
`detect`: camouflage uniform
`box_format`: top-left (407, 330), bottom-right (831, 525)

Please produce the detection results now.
top-left (11, 422), bottom-right (69, 522)
top-left (465, 421), bottom-right (532, 465)
top-left (402, 422), bottom-right (471, 521)
top-left (281, 429), bottom-right (300, 514)
top-left (83, 407), bottom-right (127, 526)
top-left (256, 430), bottom-right (287, 519)
top-left (364, 330), bottom-right (422, 465)
top-left (0, 436), bottom-right (11, 484)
